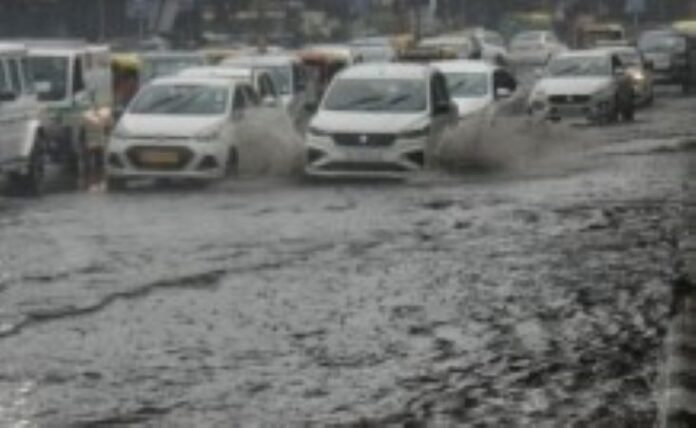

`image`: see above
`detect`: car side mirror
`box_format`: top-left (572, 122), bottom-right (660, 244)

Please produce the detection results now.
top-left (0, 91), bottom-right (16, 102)
top-left (614, 66), bottom-right (626, 76)
top-left (644, 60), bottom-right (654, 71)
top-left (304, 102), bottom-right (318, 113)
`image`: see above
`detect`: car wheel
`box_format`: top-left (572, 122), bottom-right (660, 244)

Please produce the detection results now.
top-left (9, 136), bottom-right (46, 197)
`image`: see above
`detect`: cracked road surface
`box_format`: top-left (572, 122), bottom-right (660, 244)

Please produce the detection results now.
top-left (0, 92), bottom-right (694, 427)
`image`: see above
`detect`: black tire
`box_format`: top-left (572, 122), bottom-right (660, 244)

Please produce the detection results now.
top-left (107, 177), bottom-right (127, 192)
top-left (9, 137), bottom-right (46, 197)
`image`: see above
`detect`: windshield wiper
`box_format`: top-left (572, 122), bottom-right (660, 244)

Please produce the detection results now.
top-left (333, 94), bottom-right (383, 110)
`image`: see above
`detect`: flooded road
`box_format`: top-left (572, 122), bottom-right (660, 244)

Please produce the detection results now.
top-left (0, 92), bottom-right (694, 427)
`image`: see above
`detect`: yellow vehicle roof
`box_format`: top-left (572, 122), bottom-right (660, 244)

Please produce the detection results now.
top-left (111, 53), bottom-right (141, 71)
top-left (673, 20), bottom-right (696, 33)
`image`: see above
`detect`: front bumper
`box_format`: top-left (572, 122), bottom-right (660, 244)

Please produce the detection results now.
top-left (303, 134), bottom-right (426, 178)
top-left (106, 138), bottom-right (228, 181)
top-left (530, 96), bottom-right (613, 121)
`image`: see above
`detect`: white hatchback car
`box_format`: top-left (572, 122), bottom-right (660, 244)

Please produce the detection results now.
top-left (304, 63), bottom-right (458, 178)
top-left (432, 60), bottom-right (517, 119)
top-left (107, 76), bottom-right (257, 188)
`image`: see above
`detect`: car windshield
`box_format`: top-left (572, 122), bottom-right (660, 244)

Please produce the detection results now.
top-left (323, 78), bottom-right (427, 113)
top-left (639, 33), bottom-right (686, 52)
top-left (29, 56), bottom-right (68, 101)
top-left (512, 32), bottom-right (543, 45)
top-left (142, 58), bottom-right (204, 82)
top-left (444, 72), bottom-right (489, 98)
top-left (547, 56), bottom-right (611, 77)
top-left (129, 84), bottom-right (229, 115)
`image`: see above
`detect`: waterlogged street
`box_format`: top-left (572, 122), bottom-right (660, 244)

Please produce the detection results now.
top-left (0, 92), bottom-right (694, 426)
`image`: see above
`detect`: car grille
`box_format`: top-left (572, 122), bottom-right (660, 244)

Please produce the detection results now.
top-left (549, 95), bottom-right (591, 104)
top-left (332, 133), bottom-right (396, 147)
top-left (322, 162), bottom-right (410, 173)
top-left (126, 146), bottom-right (194, 171)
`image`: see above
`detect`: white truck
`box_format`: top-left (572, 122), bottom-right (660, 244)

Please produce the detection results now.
top-left (26, 40), bottom-right (112, 188)
top-left (0, 43), bottom-right (46, 195)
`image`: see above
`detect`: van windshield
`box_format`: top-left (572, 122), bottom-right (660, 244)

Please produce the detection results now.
top-left (29, 56), bottom-right (69, 101)
top-left (323, 79), bottom-right (427, 113)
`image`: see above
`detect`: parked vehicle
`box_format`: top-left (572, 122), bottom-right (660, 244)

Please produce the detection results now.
top-left (27, 41), bottom-right (113, 186)
top-left (509, 31), bottom-right (566, 65)
top-left (600, 45), bottom-right (655, 106)
top-left (178, 66), bottom-right (280, 108)
top-left (638, 29), bottom-right (696, 93)
top-left (106, 76), bottom-right (253, 188)
top-left (139, 51), bottom-right (205, 85)
top-left (528, 50), bottom-right (635, 123)
top-left (432, 60), bottom-right (517, 119)
top-left (304, 63), bottom-right (458, 178)
top-left (0, 43), bottom-right (46, 195)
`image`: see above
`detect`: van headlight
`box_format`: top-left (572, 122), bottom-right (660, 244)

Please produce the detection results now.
top-left (399, 126), bottom-right (430, 139)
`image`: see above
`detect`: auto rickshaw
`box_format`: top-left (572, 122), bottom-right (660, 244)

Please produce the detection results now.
top-left (298, 45), bottom-right (360, 106)
top-left (111, 53), bottom-right (141, 120)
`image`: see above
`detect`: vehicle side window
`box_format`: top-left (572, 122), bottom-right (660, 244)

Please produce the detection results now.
top-left (0, 60), bottom-right (9, 94)
top-left (232, 88), bottom-right (245, 117)
top-left (259, 75), bottom-right (276, 98)
top-left (7, 58), bottom-right (23, 94)
top-left (431, 73), bottom-right (449, 109)
top-left (242, 85), bottom-right (260, 106)
top-left (21, 58), bottom-right (34, 94)
top-left (494, 69), bottom-right (517, 93)
top-left (73, 57), bottom-right (85, 93)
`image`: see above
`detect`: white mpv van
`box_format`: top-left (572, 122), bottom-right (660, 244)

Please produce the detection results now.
top-left (304, 63), bottom-right (458, 178)
top-left (0, 43), bottom-right (46, 195)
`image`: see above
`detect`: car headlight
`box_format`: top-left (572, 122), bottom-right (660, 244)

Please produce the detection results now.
top-left (399, 126), bottom-right (430, 139)
top-left (307, 126), bottom-right (331, 137)
top-left (195, 128), bottom-right (222, 142)
top-left (629, 70), bottom-right (645, 81)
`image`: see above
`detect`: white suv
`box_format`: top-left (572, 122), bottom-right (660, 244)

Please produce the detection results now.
top-left (304, 63), bottom-right (458, 178)
top-left (0, 43), bottom-right (46, 195)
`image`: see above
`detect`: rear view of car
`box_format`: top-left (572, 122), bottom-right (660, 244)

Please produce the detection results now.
top-left (510, 31), bottom-right (565, 65)
top-left (106, 76), bottom-right (240, 188)
top-left (304, 64), bottom-right (457, 178)
top-left (638, 30), bottom-right (692, 93)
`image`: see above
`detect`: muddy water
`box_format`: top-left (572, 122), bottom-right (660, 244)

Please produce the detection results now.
top-left (0, 92), bottom-right (693, 426)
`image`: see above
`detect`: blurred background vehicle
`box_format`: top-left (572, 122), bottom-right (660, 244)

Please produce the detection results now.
top-left (509, 30), bottom-right (566, 65)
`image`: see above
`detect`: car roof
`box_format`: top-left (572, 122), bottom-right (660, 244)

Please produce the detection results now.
top-left (556, 49), bottom-right (611, 59)
top-left (0, 43), bottom-right (26, 55)
top-left (149, 75), bottom-right (237, 87)
top-left (179, 66), bottom-right (255, 79)
top-left (223, 54), bottom-right (297, 66)
top-left (140, 51), bottom-right (204, 59)
top-left (338, 63), bottom-right (431, 80)
top-left (431, 59), bottom-right (496, 73)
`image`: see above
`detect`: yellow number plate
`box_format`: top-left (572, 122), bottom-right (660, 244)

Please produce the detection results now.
top-left (138, 151), bottom-right (179, 164)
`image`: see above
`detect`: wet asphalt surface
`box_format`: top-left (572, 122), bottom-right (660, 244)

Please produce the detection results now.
top-left (0, 90), bottom-right (695, 427)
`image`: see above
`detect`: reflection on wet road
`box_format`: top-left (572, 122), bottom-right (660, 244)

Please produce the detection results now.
top-left (0, 93), bottom-right (694, 426)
